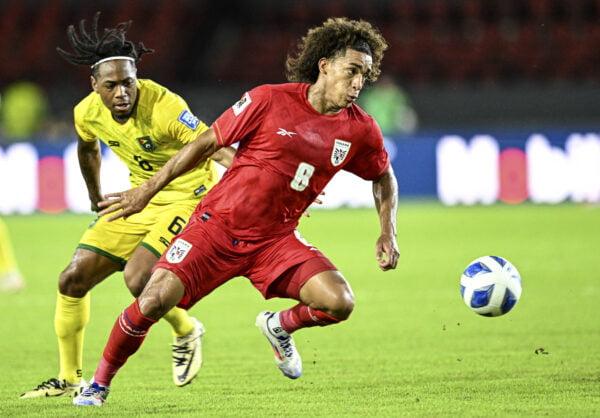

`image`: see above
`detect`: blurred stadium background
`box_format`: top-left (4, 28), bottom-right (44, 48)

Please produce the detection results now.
top-left (2, 4), bottom-right (599, 414)
top-left (1, 0), bottom-right (600, 213)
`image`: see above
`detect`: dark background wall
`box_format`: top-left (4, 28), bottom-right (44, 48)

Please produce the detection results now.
top-left (1, 0), bottom-right (599, 137)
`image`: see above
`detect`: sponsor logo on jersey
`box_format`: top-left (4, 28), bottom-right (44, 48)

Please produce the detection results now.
top-left (166, 238), bottom-right (192, 263)
top-left (232, 92), bottom-right (251, 116)
top-left (178, 110), bottom-right (200, 130)
top-left (194, 185), bottom-right (207, 196)
top-left (136, 136), bottom-right (156, 152)
top-left (331, 139), bottom-right (351, 166)
top-left (276, 128), bottom-right (297, 138)
top-left (108, 140), bottom-right (120, 147)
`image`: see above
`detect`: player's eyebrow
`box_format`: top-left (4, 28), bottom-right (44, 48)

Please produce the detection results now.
top-left (348, 61), bottom-right (372, 73)
top-left (103, 77), bottom-right (135, 84)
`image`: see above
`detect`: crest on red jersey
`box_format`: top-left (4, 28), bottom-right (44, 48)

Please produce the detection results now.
top-left (331, 139), bottom-right (351, 166)
top-left (166, 238), bottom-right (192, 264)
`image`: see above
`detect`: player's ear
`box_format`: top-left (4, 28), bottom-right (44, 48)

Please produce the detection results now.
top-left (318, 57), bottom-right (329, 74)
top-left (90, 75), bottom-right (98, 92)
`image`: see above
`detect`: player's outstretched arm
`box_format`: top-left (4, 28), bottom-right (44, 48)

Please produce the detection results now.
top-left (210, 146), bottom-right (236, 168)
top-left (98, 128), bottom-right (221, 221)
top-left (77, 137), bottom-right (103, 212)
top-left (372, 167), bottom-right (399, 271)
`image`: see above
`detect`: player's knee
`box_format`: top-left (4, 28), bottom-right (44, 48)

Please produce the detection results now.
top-left (123, 268), bottom-right (150, 297)
top-left (137, 293), bottom-right (171, 320)
top-left (135, 269), bottom-right (185, 320)
top-left (58, 267), bottom-right (92, 298)
top-left (319, 287), bottom-right (355, 320)
top-left (331, 288), bottom-right (355, 320)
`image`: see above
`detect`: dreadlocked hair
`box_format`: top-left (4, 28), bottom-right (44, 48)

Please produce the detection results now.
top-left (56, 12), bottom-right (153, 76)
top-left (285, 17), bottom-right (388, 84)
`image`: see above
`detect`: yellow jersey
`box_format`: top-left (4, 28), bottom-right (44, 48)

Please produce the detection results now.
top-left (74, 79), bottom-right (217, 204)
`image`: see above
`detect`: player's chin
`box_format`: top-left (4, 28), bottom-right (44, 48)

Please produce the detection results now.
top-left (113, 103), bottom-right (132, 113)
top-left (111, 109), bottom-right (132, 121)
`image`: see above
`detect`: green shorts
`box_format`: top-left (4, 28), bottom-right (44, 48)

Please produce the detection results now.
top-left (78, 200), bottom-right (198, 268)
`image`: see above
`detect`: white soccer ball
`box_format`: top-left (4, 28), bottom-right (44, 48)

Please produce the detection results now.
top-left (460, 255), bottom-right (522, 317)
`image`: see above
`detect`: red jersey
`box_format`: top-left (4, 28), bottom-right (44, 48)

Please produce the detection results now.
top-left (203, 83), bottom-right (390, 239)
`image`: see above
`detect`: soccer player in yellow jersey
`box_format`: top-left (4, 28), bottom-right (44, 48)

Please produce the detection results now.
top-left (20, 13), bottom-right (235, 398)
top-left (0, 217), bottom-right (25, 292)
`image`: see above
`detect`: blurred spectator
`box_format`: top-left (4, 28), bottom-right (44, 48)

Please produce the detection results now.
top-left (43, 117), bottom-right (77, 144)
top-left (358, 75), bottom-right (418, 135)
top-left (0, 81), bottom-right (48, 141)
top-left (0, 217), bottom-right (24, 292)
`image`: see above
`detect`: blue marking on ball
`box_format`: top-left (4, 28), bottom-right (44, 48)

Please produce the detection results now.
top-left (470, 284), bottom-right (495, 308)
top-left (500, 288), bottom-right (518, 314)
top-left (490, 255), bottom-right (507, 266)
top-left (464, 262), bottom-right (492, 278)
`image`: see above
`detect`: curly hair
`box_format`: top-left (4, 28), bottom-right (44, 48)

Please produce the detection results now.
top-left (56, 12), bottom-right (153, 77)
top-left (285, 17), bottom-right (388, 84)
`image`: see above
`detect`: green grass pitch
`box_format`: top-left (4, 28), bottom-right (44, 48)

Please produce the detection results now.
top-left (1, 202), bottom-right (599, 416)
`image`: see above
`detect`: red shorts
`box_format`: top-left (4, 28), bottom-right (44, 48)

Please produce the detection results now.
top-left (154, 212), bottom-right (337, 310)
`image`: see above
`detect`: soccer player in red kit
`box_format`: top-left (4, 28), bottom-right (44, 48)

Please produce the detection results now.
top-left (74, 17), bottom-right (399, 406)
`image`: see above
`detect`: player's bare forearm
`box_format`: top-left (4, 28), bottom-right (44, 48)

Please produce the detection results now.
top-left (139, 128), bottom-right (220, 198)
top-left (373, 167), bottom-right (399, 271)
top-left (210, 146), bottom-right (236, 168)
top-left (374, 168), bottom-right (398, 237)
top-left (98, 128), bottom-right (220, 220)
top-left (77, 137), bottom-right (103, 211)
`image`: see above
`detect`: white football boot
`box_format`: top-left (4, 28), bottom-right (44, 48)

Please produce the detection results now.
top-left (256, 311), bottom-right (302, 379)
top-left (172, 317), bottom-right (204, 386)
